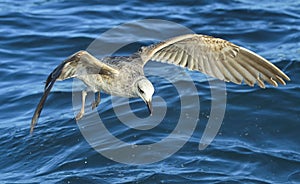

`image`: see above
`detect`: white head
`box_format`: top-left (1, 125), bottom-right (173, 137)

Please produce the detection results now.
top-left (134, 78), bottom-right (155, 115)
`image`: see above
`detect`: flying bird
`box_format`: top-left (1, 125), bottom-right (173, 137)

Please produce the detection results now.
top-left (30, 34), bottom-right (290, 134)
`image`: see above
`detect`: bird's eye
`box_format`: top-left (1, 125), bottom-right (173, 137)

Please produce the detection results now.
top-left (138, 87), bottom-right (144, 94)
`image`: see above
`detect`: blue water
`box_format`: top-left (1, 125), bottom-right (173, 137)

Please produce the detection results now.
top-left (1, 0), bottom-right (300, 183)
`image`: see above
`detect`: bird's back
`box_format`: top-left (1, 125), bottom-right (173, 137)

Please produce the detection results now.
top-left (93, 54), bottom-right (145, 97)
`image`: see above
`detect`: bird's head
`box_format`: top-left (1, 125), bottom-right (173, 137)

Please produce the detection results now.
top-left (134, 78), bottom-right (154, 115)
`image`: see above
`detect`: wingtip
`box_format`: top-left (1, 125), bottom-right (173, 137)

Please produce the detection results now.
top-left (30, 117), bottom-right (37, 135)
top-left (30, 127), bottom-right (34, 135)
top-left (278, 70), bottom-right (290, 82)
top-left (285, 75), bottom-right (291, 81)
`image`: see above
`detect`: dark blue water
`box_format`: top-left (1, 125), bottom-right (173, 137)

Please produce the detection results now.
top-left (1, 0), bottom-right (300, 183)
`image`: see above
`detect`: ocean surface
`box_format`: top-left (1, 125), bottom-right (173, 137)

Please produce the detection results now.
top-left (1, 0), bottom-right (300, 183)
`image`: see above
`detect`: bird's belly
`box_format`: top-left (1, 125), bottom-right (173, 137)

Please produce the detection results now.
top-left (79, 74), bottom-right (136, 98)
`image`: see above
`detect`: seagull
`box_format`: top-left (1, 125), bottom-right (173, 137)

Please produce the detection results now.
top-left (30, 34), bottom-right (290, 134)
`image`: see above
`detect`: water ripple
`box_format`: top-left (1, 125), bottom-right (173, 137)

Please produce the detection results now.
top-left (0, 0), bottom-right (299, 183)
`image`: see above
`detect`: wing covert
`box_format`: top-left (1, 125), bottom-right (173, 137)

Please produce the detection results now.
top-left (139, 34), bottom-right (290, 88)
top-left (31, 50), bottom-right (118, 134)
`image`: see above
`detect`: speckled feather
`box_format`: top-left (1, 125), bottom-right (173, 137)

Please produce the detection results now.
top-left (31, 34), bottom-right (290, 133)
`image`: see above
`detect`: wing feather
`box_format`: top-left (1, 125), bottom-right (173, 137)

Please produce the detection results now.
top-left (30, 50), bottom-right (118, 134)
top-left (139, 34), bottom-right (290, 87)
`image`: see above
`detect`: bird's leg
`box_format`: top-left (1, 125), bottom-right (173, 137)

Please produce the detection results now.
top-left (76, 90), bottom-right (87, 121)
top-left (92, 92), bottom-right (101, 110)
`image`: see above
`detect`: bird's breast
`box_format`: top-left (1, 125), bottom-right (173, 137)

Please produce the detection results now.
top-left (99, 69), bottom-right (142, 98)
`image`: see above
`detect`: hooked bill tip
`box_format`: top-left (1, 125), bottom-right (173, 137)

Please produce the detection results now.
top-left (146, 100), bottom-right (153, 116)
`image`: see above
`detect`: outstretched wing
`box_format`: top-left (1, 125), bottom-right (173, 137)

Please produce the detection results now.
top-left (30, 50), bottom-right (118, 134)
top-left (139, 34), bottom-right (290, 88)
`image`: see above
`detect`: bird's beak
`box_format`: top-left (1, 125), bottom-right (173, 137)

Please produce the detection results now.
top-left (146, 100), bottom-right (153, 116)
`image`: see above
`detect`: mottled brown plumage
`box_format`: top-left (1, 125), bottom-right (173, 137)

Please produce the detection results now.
top-left (30, 34), bottom-right (290, 134)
